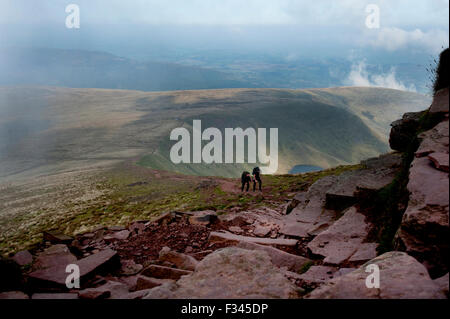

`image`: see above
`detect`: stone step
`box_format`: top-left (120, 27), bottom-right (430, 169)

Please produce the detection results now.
top-left (209, 231), bottom-right (298, 246)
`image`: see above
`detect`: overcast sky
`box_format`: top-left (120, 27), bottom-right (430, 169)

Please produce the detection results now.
top-left (0, 0), bottom-right (448, 55)
top-left (0, 0), bottom-right (448, 27)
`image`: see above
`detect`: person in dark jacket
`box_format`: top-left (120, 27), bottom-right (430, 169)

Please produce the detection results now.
top-left (241, 171), bottom-right (252, 192)
top-left (252, 167), bottom-right (262, 191)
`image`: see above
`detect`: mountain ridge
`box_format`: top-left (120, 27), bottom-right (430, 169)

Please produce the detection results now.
top-left (0, 86), bottom-right (430, 180)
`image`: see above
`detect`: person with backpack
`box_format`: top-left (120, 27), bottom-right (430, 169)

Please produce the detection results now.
top-left (252, 167), bottom-right (262, 191)
top-left (241, 171), bottom-right (252, 192)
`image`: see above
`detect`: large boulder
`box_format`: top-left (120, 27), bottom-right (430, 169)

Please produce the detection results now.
top-left (389, 111), bottom-right (424, 152)
top-left (307, 252), bottom-right (445, 299)
top-left (143, 247), bottom-right (301, 299)
top-left (236, 241), bottom-right (311, 272)
top-left (325, 154), bottom-right (401, 211)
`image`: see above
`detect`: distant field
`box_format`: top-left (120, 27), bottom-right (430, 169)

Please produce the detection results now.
top-left (0, 86), bottom-right (430, 180)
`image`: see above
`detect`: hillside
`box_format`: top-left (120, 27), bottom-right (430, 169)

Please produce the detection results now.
top-left (0, 86), bottom-right (447, 299)
top-left (0, 86), bottom-right (430, 180)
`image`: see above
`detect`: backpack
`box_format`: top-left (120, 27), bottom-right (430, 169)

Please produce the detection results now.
top-left (252, 167), bottom-right (261, 175)
top-left (241, 171), bottom-right (251, 182)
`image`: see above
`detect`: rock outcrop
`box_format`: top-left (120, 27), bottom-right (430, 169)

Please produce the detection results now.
top-left (143, 247), bottom-right (301, 299)
top-left (395, 98), bottom-right (449, 277)
top-left (307, 207), bottom-right (376, 265)
top-left (389, 111), bottom-right (424, 152)
top-left (280, 154), bottom-right (400, 240)
top-left (307, 252), bottom-right (445, 299)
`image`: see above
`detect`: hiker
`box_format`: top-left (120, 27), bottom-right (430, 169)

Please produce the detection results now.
top-left (252, 167), bottom-right (262, 191)
top-left (241, 171), bottom-right (252, 192)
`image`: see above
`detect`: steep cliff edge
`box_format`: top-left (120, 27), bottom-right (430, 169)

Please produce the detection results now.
top-left (394, 87), bottom-right (449, 278)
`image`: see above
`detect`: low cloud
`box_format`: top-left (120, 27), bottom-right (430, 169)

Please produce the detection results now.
top-left (345, 61), bottom-right (416, 92)
top-left (364, 27), bottom-right (449, 54)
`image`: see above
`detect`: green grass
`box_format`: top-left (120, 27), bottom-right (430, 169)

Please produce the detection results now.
top-left (1, 162), bottom-right (363, 256)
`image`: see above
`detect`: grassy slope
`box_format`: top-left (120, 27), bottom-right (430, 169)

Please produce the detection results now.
top-left (0, 160), bottom-right (362, 256)
top-left (0, 86), bottom-right (430, 180)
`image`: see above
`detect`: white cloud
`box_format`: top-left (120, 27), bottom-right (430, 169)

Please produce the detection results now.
top-left (345, 61), bottom-right (416, 92)
top-left (364, 27), bottom-right (449, 54)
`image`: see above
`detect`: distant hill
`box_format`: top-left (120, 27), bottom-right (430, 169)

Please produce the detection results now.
top-left (0, 86), bottom-right (430, 179)
top-left (0, 48), bottom-right (251, 91)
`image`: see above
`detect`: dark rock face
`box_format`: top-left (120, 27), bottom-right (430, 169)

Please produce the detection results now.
top-left (389, 111), bottom-right (424, 152)
top-left (433, 48), bottom-right (449, 93)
